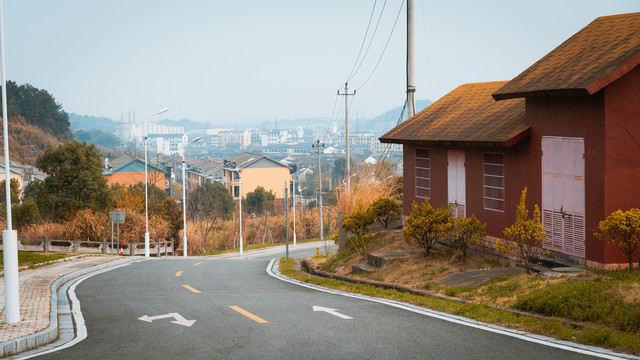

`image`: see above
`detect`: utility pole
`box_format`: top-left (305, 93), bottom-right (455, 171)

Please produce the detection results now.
top-left (285, 181), bottom-right (289, 261)
top-left (337, 82), bottom-right (356, 190)
top-left (407, 0), bottom-right (416, 118)
top-left (312, 140), bottom-right (325, 241)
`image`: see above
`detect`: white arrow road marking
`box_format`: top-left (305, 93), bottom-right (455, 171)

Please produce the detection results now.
top-left (313, 306), bottom-right (353, 320)
top-left (138, 312), bottom-right (196, 327)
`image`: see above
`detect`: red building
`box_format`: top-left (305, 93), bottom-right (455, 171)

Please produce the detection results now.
top-left (381, 12), bottom-right (640, 268)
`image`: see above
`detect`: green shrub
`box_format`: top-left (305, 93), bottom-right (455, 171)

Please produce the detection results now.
top-left (595, 208), bottom-right (640, 272)
top-left (403, 201), bottom-right (452, 255)
top-left (368, 197), bottom-right (401, 229)
top-left (342, 207), bottom-right (375, 255)
top-left (450, 215), bottom-right (486, 258)
top-left (13, 198), bottom-right (42, 228)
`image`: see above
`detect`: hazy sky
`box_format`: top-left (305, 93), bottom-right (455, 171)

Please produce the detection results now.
top-left (3, 0), bottom-right (639, 126)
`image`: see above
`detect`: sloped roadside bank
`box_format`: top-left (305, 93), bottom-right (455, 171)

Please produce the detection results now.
top-left (280, 257), bottom-right (640, 357)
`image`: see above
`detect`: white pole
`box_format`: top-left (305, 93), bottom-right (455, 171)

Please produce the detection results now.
top-left (144, 121), bottom-right (150, 258)
top-left (238, 169), bottom-right (243, 256)
top-left (0, 0), bottom-right (19, 324)
top-left (292, 175), bottom-right (296, 246)
top-left (182, 152), bottom-right (187, 258)
top-left (407, 0), bottom-right (416, 118)
top-left (140, 108), bottom-right (169, 258)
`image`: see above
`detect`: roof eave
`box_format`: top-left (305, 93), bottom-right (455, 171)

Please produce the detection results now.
top-left (492, 88), bottom-right (590, 100)
top-left (378, 127), bottom-right (530, 149)
top-left (586, 52), bottom-right (640, 94)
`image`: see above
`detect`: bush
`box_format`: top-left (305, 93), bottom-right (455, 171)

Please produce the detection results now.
top-left (450, 215), bottom-right (486, 258)
top-left (403, 201), bottom-right (452, 255)
top-left (595, 208), bottom-right (640, 272)
top-left (499, 187), bottom-right (545, 274)
top-left (13, 198), bottom-right (42, 229)
top-left (342, 207), bottom-right (375, 256)
top-left (369, 197), bottom-right (401, 229)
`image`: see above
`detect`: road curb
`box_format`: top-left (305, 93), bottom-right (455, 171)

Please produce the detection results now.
top-left (0, 257), bottom-right (142, 358)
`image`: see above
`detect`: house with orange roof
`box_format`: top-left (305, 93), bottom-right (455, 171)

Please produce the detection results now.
top-left (381, 12), bottom-right (640, 268)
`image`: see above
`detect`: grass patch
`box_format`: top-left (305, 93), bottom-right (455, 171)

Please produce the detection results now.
top-left (279, 257), bottom-right (640, 356)
top-left (515, 276), bottom-right (640, 333)
top-left (319, 248), bottom-right (356, 273)
top-left (0, 251), bottom-right (78, 271)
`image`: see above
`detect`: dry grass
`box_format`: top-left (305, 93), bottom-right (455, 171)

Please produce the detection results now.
top-left (336, 162), bottom-right (400, 214)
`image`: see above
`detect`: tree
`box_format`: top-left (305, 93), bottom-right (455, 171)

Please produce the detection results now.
top-left (12, 198), bottom-right (41, 228)
top-left (499, 187), bottom-right (545, 274)
top-left (188, 183), bottom-right (234, 254)
top-left (3, 81), bottom-right (72, 140)
top-left (596, 209), bottom-right (640, 272)
top-left (35, 141), bottom-right (112, 221)
top-left (244, 186), bottom-right (275, 215)
top-left (450, 215), bottom-right (486, 259)
top-left (403, 201), bottom-right (452, 255)
top-left (0, 178), bottom-right (21, 204)
top-left (369, 197), bottom-right (401, 229)
top-left (342, 206), bottom-right (375, 256)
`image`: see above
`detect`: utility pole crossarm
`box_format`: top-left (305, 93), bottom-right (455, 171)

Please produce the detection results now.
top-left (337, 82), bottom-right (356, 191)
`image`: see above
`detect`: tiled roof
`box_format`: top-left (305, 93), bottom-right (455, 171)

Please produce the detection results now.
top-left (108, 154), bottom-right (137, 169)
top-left (380, 81), bottom-right (528, 148)
top-left (493, 12), bottom-right (640, 100)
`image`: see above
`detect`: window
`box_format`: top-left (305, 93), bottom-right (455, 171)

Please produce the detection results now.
top-left (415, 149), bottom-right (430, 199)
top-left (483, 153), bottom-right (504, 211)
top-left (233, 185), bottom-right (240, 198)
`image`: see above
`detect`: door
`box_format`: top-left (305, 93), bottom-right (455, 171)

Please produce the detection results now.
top-left (447, 150), bottom-right (465, 218)
top-left (541, 137), bottom-right (586, 258)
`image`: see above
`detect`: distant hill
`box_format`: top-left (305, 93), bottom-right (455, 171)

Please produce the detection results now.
top-left (369, 99), bottom-right (432, 125)
top-left (69, 113), bottom-right (119, 132)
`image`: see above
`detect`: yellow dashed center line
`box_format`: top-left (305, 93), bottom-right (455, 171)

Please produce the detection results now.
top-left (229, 306), bottom-right (268, 323)
top-left (182, 285), bottom-right (202, 293)
top-left (194, 262), bottom-right (203, 266)
top-left (175, 271), bottom-right (183, 277)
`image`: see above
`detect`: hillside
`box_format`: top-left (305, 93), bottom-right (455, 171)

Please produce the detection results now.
top-left (0, 115), bottom-right (62, 165)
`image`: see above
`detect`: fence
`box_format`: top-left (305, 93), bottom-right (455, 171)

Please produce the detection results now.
top-left (0, 236), bottom-right (174, 256)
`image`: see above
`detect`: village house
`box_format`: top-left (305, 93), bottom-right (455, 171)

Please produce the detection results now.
top-left (102, 154), bottom-right (170, 191)
top-left (381, 12), bottom-right (640, 268)
top-left (222, 152), bottom-right (291, 208)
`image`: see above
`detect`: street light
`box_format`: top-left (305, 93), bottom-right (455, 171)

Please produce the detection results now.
top-left (223, 160), bottom-right (243, 256)
top-left (143, 107), bottom-right (170, 258)
top-left (1, 0), bottom-right (20, 324)
top-left (182, 137), bottom-right (200, 258)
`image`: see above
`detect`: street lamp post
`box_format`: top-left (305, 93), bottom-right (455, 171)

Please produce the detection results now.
top-left (182, 137), bottom-right (200, 258)
top-left (224, 160), bottom-right (243, 256)
top-left (292, 174), bottom-right (297, 246)
top-left (1, 0), bottom-right (20, 324)
top-left (143, 107), bottom-right (170, 258)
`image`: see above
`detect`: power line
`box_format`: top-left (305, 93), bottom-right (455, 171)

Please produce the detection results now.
top-left (348, 0), bottom-right (388, 83)
top-left (355, 0), bottom-right (405, 91)
top-left (345, 0), bottom-right (379, 82)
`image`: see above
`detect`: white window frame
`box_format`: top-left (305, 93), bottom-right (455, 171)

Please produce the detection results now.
top-left (415, 149), bottom-right (430, 199)
top-left (483, 153), bottom-right (505, 212)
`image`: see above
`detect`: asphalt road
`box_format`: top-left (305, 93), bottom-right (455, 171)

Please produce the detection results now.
top-left (32, 246), bottom-right (615, 360)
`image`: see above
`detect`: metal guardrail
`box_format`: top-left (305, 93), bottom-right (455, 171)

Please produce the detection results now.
top-left (0, 236), bottom-right (174, 256)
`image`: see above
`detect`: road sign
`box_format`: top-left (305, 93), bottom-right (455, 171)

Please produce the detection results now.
top-left (110, 210), bottom-right (125, 224)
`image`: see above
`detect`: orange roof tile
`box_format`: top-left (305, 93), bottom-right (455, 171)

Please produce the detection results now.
top-left (493, 12), bottom-right (640, 100)
top-left (380, 81), bottom-right (528, 148)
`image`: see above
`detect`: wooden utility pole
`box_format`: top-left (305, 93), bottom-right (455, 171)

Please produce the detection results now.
top-left (407, 0), bottom-right (416, 118)
top-left (337, 82), bottom-right (356, 190)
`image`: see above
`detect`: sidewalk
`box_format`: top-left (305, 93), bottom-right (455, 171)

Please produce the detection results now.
top-left (0, 256), bottom-right (123, 352)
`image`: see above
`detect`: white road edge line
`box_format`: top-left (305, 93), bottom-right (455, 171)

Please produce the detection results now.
top-left (267, 258), bottom-right (637, 360)
top-left (17, 262), bottom-right (135, 359)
